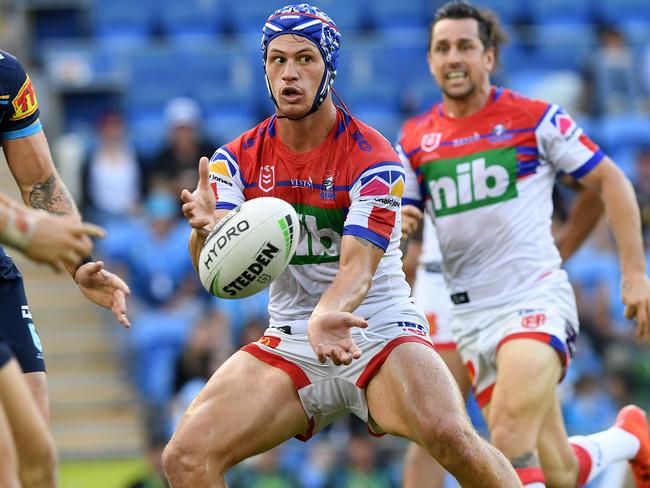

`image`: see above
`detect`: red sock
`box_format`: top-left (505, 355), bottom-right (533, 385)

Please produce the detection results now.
top-left (571, 443), bottom-right (592, 487)
top-left (516, 467), bottom-right (546, 487)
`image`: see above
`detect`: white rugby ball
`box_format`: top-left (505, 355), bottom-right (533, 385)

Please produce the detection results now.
top-left (199, 197), bottom-right (300, 299)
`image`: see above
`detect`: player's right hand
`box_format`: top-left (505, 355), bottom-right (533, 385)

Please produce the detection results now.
top-left (181, 156), bottom-right (217, 237)
top-left (24, 210), bottom-right (104, 273)
top-left (307, 311), bottom-right (368, 365)
top-left (401, 205), bottom-right (423, 240)
top-left (621, 272), bottom-right (650, 343)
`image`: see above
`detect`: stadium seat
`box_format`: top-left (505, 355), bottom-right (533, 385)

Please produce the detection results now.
top-left (617, 20), bottom-right (650, 46)
top-left (92, 0), bottom-right (155, 48)
top-left (597, 114), bottom-right (650, 153)
top-left (531, 23), bottom-right (596, 71)
top-left (225, 0), bottom-right (273, 35)
top-left (529, 0), bottom-right (592, 25)
top-left (312, 0), bottom-right (366, 31)
top-left (597, 0), bottom-right (650, 24)
top-left (158, 0), bottom-right (224, 46)
top-left (369, 0), bottom-right (429, 30)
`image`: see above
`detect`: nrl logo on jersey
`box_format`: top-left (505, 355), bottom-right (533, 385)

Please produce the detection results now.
top-left (259, 164), bottom-right (275, 193)
top-left (421, 132), bottom-right (441, 152)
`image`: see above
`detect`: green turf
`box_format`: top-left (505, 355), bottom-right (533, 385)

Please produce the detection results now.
top-left (58, 458), bottom-right (151, 488)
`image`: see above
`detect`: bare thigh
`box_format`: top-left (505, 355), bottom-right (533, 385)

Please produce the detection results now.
top-left (169, 350), bottom-right (310, 470)
top-left (23, 372), bottom-right (49, 421)
top-left (0, 359), bottom-right (55, 485)
top-left (0, 385), bottom-right (19, 488)
top-left (484, 339), bottom-right (561, 462)
top-left (402, 347), bottom-right (472, 488)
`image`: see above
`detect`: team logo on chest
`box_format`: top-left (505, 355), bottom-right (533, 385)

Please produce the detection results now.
top-left (320, 171), bottom-right (336, 200)
top-left (421, 132), bottom-right (442, 152)
top-left (259, 164), bottom-right (275, 193)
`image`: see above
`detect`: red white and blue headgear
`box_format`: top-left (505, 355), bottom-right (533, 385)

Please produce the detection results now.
top-left (262, 4), bottom-right (341, 118)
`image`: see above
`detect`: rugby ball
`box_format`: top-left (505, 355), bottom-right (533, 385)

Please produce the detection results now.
top-left (199, 197), bottom-right (300, 299)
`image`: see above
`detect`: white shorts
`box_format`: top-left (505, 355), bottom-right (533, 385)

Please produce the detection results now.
top-left (413, 264), bottom-right (455, 349)
top-left (241, 305), bottom-right (433, 441)
top-left (452, 276), bottom-right (579, 409)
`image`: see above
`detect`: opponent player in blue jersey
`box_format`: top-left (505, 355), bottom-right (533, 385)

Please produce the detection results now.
top-left (0, 49), bottom-right (131, 486)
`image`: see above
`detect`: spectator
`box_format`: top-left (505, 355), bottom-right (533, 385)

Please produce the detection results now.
top-left (584, 26), bottom-right (642, 115)
top-left (81, 112), bottom-right (143, 225)
top-left (325, 435), bottom-right (392, 488)
top-left (149, 97), bottom-right (215, 196)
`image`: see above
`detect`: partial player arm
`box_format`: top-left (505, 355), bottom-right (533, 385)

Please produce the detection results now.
top-left (555, 175), bottom-right (603, 261)
top-left (578, 156), bottom-right (650, 339)
top-left (0, 192), bottom-right (104, 271)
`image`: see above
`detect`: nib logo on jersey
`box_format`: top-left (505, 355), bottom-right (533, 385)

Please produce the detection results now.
top-left (422, 147), bottom-right (518, 217)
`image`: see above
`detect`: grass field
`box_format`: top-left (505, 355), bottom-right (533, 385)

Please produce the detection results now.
top-left (59, 458), bottom-right (151, 488)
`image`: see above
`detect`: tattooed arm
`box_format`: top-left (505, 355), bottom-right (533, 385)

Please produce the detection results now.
top-left (3, 130), bottom-right (131, 327)
top-left (3, 131), bottom-right (79, 217)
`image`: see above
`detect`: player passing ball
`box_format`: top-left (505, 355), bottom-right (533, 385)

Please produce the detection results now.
top-left (167, 4), bottom-right (520, 487)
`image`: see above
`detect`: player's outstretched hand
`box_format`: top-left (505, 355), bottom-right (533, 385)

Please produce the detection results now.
top-left (308, 311), bottom-right (368, 365)
top-left (25, 210), bottom-right (104, 273)
top-left (401, 205), bottom-right (423, 240)
top-left (622, 273), bottom-right (650, 342)
top-left (75, 261), bottom-right (131, 328)
top-left (181, 156), bottom-right (216, 236)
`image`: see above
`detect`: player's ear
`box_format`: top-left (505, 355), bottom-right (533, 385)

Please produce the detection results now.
top-left (484, 46), bottom-right (496, 73)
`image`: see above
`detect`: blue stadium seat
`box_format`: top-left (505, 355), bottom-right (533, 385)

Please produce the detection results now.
top-left (617, 20), bottom-right (650, 46)
top-left (531, 23), bottom-right (596, 71)
top-left (609, 146), bottom-right (638, 179)
top-left (597, 0), bottom-right (650, 23)
top-left (529, 0), bottom-right (592, 25)
top-left (370, 0), bottom-right (429, 30)
top-left (159, 0), bottom-right (224, 46)
top-left (92, 0), bottom-right (155, 48)
top-left (225, 0), bottom-right (272, 35)
top-left (597, 114), bottom-right (650, 153)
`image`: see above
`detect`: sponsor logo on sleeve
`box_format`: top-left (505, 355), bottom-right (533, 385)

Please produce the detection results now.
top-left (551, 110), bottom-right (578, 140)
top-left (11, 75), bottom-right (38, 121)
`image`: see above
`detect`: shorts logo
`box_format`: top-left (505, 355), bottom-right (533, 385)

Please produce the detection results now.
top-left (521, 313), bottom-right (546, 329)
top-left (11, 75), bottom-right (38, 121)
top-left (259, 164), bottom-right (275, 193)
top-left (397, 321), bottom-right (428, 337)
top-left (258, 335), bottom-right (281, 348)
top-left (421, 132), bottom-right (441, 152)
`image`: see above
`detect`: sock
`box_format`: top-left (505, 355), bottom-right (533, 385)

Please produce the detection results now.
top-left (569, 427), bottom-right (640, 485)
top-left (516, 467), bottom-right (546, 487)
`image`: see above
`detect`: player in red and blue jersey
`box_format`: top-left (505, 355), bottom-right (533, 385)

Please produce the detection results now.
top-left (165, 4), bottom-right (520, 487)
top-left (398, 3), bottom-right (650, 488)
top-left (0, 49), bottom-right (132, 486)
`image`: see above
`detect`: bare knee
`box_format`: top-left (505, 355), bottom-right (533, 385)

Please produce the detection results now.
top-left (418, 413), bottom-right (478, 469)
top-left (162, 432), bottom-right (230, 487)
top-left (19, 434), bottom-right (57, 488)
top-left (489, 400), bottom-right (540, 458)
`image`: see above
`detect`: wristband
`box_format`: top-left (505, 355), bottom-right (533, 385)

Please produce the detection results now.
top-left (0, 205), bottom-right (36, 251)
top-left (73, 255), bottom-right (94, 278)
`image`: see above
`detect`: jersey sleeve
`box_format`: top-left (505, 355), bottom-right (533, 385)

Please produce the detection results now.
top-left (208, 146), bottom-right (245, 210)
top-left (536, 104), bottom-right (604, 179)
top-left (396, 141), bottom-right (424, 210)
top-left (343, 161), bottom-right (405, 251)
top-left (0, 54), bottom-right (42, 140)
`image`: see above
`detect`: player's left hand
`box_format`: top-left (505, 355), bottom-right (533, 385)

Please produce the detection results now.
top-left (621, 272), bottom-right (650, 341)
top-left (308, 311), bottom-right (368, 365)
top-left (401, 205), bottom-right (423, 240)
top-left (75, 261), bottom-right (131, 328)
